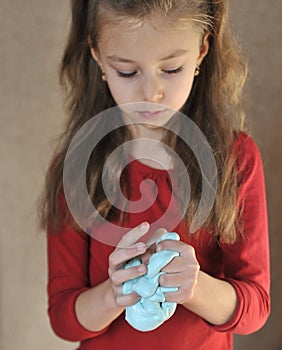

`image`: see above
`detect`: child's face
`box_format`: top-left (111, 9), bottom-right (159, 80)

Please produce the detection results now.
top-left (91, 14), bottom-right (209, 129)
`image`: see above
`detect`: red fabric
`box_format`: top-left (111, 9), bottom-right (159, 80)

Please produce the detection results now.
top-left (47, 132), bottom-right (270, 349)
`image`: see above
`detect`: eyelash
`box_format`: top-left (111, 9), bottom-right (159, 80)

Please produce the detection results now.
top-left (117, 71), bottom-right (137, 78)
top-left (164, 66), bottom-right (184, 75)
top-left (117, 66), bottom-right (184, 78)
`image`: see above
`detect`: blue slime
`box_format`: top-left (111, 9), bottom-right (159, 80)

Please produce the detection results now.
top-left (123, 232), bottom-right (180, 331)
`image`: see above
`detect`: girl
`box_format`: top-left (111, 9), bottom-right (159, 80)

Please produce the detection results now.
top-left (39, 0), bottom-right (270, 349)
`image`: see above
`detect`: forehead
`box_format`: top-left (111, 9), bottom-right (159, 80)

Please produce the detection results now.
top-left (97, 14), bottom-right (202, 60)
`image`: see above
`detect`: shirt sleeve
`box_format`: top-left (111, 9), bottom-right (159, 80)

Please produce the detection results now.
top-left (210, 133), bottom-right (271, 334)
top-left (47, 223), bottom-right (109, 341)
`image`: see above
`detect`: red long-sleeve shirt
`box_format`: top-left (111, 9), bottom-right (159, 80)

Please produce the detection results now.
top-left (47, 132), bottom-right (270, 349)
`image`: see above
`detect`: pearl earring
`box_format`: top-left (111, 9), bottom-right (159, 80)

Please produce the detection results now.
top-left (194, 66), bottom-right (200, 76)
top-left (101, 72), bottom-right (107, 81)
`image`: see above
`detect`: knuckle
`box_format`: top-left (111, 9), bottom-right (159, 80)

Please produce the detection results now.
top-left (193, 264), bottom-right (200, 274)
top-left (178, 289), bottom-right (190, 304)
top-left (108, 254), bottom-right (117, 267)
top-left (108, 267), bottom-right (113, 278)
top-left (184, 244), bottom-right (194, 255)
top-left (111, 271), bottom-right (120, 285)
top-left (187, 263), bottom-right (200, 277)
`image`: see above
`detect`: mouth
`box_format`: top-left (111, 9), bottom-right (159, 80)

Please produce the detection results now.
top-left (136, 110), bottom-right (166, 119)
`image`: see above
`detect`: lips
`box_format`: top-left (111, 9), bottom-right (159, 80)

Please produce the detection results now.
top-left (137, 110), bottom-right (166, 119)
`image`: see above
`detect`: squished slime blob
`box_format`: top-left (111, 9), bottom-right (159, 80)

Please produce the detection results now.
top-left (123, 232), bottom-right (180, 331)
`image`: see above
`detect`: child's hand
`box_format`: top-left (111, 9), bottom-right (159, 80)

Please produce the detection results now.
top-left (108, 222), bottom-right (149, 307)
top-left (140, 227), bottom-right (168, 265)
top-left (157, 239), bottom-right (200, 304)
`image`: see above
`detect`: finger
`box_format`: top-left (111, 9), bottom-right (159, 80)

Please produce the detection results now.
top-left (161, 258), bottom-right (200, 276)
top-left (117, 222), bottom-right (150, 248)
top-left (164, 281), bottom-right (197, 304)
top-left (160, 256), bottom-right (183, 273)
top-left (116, 291), bottom-right (140, 307)
top-left (146, 227), bottom-right (167, 247)
top-left (111, 264), bottom-right (147, 286)
top-left (159, 272), bottom-right (182, 288)
top-left (140, 249), bottom-right (152, 265)
top-left (157, 240), bottom-right (197, 260)
top-left (163, 290), bottom-right (179, 303)
top-left (109, 242), bottom-right (147, 268)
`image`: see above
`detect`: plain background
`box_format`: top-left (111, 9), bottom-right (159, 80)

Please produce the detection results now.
top-left (0, 1), bottom-right (281, 349)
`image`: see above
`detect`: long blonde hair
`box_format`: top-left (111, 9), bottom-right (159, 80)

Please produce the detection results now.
top-left (39, 0), bottom-right (247, 244)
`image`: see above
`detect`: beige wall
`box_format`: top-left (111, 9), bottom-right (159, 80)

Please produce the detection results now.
top-left (0, 1), bottom-right (281, 349)
top-left (230, 1), bottom-right (282, 349)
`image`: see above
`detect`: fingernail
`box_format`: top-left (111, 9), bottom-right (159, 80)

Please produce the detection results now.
top-left (138, 265), bottom-right (146, 272)
top-left (139, 222), bottom-right (149, 229)
top-left (136, 243), bottom-right (146, 251)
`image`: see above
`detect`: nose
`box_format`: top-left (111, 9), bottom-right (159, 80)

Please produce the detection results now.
top-left (142, 74), bottom-right (164, 103)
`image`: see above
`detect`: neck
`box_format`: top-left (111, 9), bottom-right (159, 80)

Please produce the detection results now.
top-left (129, 131), bottom-right (173, 170)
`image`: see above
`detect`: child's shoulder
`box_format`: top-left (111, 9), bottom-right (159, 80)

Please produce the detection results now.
top-left (234, 131), bottom-right (257, 149)
top-left (233, 131), bottom-right (264, 181)
top-left (233, 131), bottom-right (261, 158)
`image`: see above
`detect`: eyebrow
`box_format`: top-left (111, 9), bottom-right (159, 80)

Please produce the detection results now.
top-left (106, 49), bottom-right (188, 63)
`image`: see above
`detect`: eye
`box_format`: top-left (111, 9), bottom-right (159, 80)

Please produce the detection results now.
top-left (117, 71), bottom-right (137, 78)
top-left (163, 66), bottom-right (184, 75)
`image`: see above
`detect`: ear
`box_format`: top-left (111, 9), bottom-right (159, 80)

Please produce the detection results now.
top-left (90, 47), bottom-right (102, 66)
top-left (87, 35), bottom-right (103, 68)
top-left (197, 32), bottom-right (210, 66)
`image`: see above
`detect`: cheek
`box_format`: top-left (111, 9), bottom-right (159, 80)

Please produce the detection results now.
top-left (107, 78), bottom-right (136, 105)
top-left (108, 75), bottom-right (140, 105)
top-left (167, 74), bottom-right (195, 109)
